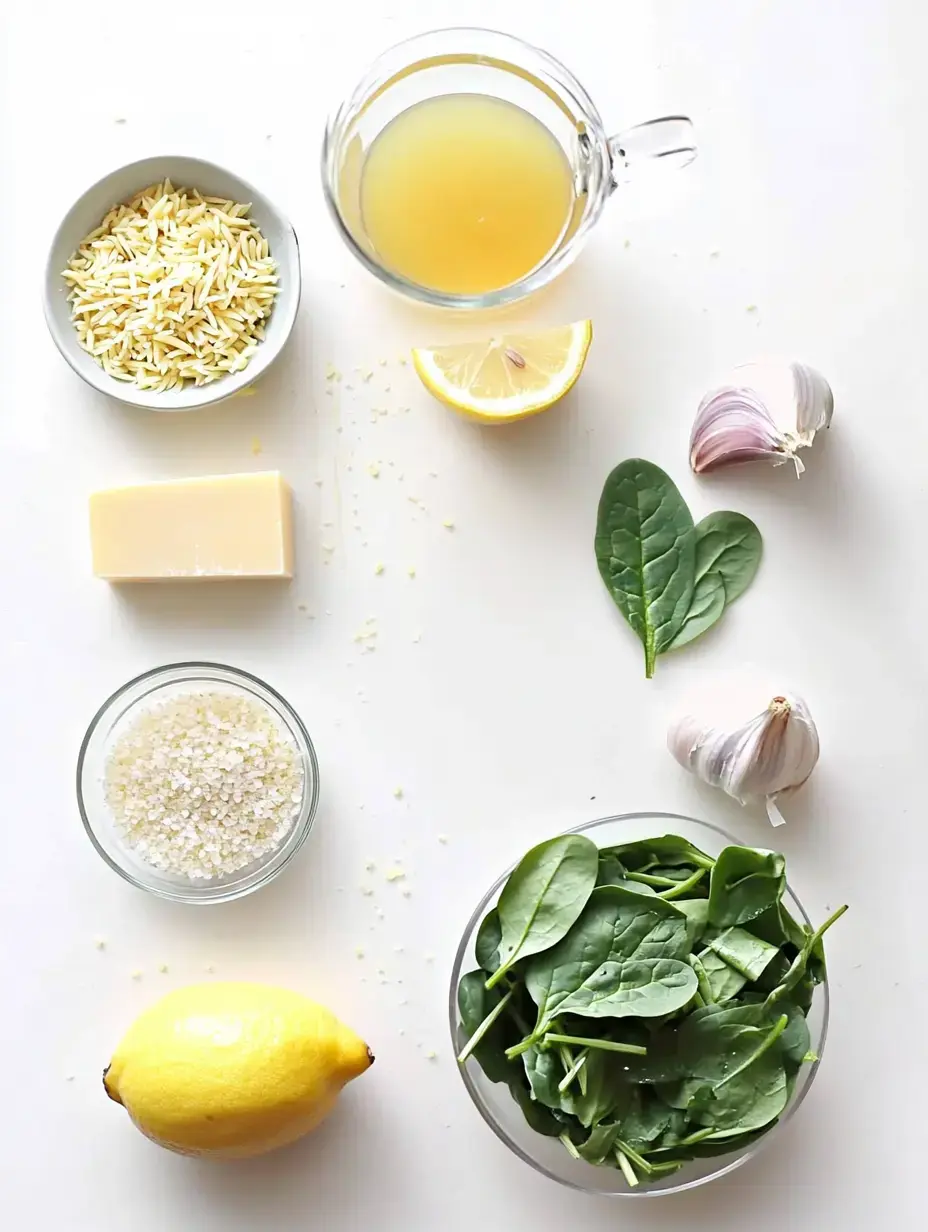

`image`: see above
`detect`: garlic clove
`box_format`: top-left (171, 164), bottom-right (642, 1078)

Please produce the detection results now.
top-left (791, 361), bottom-right (834, 443)
top-left (690, 360), bottom-right (834, 476)
top-left (668, 690), bottom-right (820, 827)
top-left (689, 386), bottom-right (791, 474)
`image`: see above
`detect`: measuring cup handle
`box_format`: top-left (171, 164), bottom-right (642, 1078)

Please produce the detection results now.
top-left (608, 116), bottom-right (696, 186)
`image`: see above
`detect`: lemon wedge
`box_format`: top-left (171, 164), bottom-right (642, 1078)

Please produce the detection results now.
top-left (411, 320), bottom-right (593, 423)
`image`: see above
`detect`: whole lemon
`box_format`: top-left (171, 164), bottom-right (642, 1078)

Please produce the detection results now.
top-left (104, 982), bottom-right (373, 1158)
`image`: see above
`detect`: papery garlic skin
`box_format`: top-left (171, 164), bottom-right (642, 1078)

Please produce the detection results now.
top-left (668, 692), bottom-right (820, 826)
top-left (690, 360), bottom-right (834, 476)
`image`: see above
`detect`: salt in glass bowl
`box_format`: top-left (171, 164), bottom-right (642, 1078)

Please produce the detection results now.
top-left (76, 662), bottom-right (319, 904)
top-left (448, 812), bottom-right (828, 1196)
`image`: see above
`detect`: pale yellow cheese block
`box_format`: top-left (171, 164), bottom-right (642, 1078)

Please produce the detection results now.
top-left (90, 472), bottom-right (294, 581)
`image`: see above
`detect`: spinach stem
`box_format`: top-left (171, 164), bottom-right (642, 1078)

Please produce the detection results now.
top-left (647, 1160), bottom-right (685, 1178)
top-left (659, 868), bottom-right (706, 899)
top-left (559, 1132), bottom-right (581, 1160)
top-left (544, 1033), bottom-right (648, 1056)
top-left (557, 1049), bottom-right (589, 1094)
top-left (674, 1126), bottom-right (716, 1147)
top-left (505, 1033), bottom-right (541, 1060)
top-left (615, 1147), bottom-right (639, 1187)
top-left (615, 1141), bottom-right (654, 1175)
top-left (623, 870), bottom-right (680, 889)
top-left (456, 989), bottom-right (514, 1065)
top-left (767, 903), bottom-right (849, 1006)
top-left (812, 902), bottom-right (849, 942)
top-left (688, 953), bottom-right (715, 1005)
top-left (714, 1014), bottom-right (788, 1091)
top-left (484, 961), bottom-right (511, 992)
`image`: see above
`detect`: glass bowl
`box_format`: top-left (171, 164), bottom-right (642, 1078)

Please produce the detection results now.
top-left (448, 812), bottom-right (829, 1196)
top-left (76, 662), bottom-right (319, 904)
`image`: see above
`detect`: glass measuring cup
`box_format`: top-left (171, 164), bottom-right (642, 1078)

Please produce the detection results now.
top-left (322, 27), bottom-right (696, 310)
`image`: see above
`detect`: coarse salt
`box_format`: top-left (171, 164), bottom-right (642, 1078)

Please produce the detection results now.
top-left (104, 690), bottom-right (303, 880)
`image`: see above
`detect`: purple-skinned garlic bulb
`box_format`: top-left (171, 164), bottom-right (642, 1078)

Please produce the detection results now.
top-left (690, 360), bottom-right (834, 475)
top-left (668, 689), bottom-right (820, 827)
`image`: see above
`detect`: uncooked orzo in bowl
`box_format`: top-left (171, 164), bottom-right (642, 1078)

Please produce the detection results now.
top-left (62, 179), bottom-right (279, 392)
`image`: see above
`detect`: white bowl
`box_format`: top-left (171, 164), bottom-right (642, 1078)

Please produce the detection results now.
top-left (43, 155), bottom-right (301, 412)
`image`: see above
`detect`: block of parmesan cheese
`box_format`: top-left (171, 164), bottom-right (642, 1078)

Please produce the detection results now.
top-left (90, 471), bottom-right (294, 581)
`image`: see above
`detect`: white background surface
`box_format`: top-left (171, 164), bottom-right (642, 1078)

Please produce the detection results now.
top-left (1, 1), bottom-right (923, 1227)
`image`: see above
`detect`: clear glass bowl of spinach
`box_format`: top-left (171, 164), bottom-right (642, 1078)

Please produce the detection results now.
top-left (449, 813), bottom-right (841, 1196)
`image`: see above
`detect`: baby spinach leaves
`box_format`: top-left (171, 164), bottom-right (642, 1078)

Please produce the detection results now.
top-left (486, 834), bottom-right (599, 989)
top-left (595, 460), bottom-right (763, 676)
top-left (456, 832), bottom-right (845, 1189)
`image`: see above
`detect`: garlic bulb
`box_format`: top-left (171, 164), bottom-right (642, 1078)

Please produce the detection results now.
top-left (690, 360), bottom-right (833, 475)
top-left (668, 690), bottom-right (819, 826)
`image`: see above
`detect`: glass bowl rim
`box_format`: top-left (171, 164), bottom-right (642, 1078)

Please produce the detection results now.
top-left (75, 660), bottom-right (320, 904)
top-left (320, 24), bottom-right (611, 311)
top-left (447, 810), bottom-right (830, 1197)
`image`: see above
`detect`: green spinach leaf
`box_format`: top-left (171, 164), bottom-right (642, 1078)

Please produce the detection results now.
top-left (594, 459), bottom-right (696, 678)
top-left (605, 835), bottom-right (715, 873)
top-left (508, 1081), bottom-right (562, 1137)
top-left (667, 571), bottom-right (726, 650)
top-left (456, 971), bottom-right (513, 1084)
top-left (475, 908), bottom-right (502, 973)
top-left (696, 948), bottom-right (747, 1003)
top-left (669, 511), bottom-right (763, 650)
top-left (677, 898), bottom-right (710, 946)
top-left (697, 1053), bottom-right (788, 1134)
top-left (615, 1089), bottom-right (673, 1146)
top-left (522, 1044), bottom-right (564, 1109)
top-left (708, 846), bottom-right (786, 928)
top-left (487, 834), bottom-right (599, 989)
top-left (693, 511), bottom-right (764, 604)
top-left (578, 1122), bottom-right (622, 1163)
top-left (560, 1049), bottom-right (635, 1128)
top-left (705, 926), bottom-right (780, 981)
top-left (522, 886), bottom-right (698, 1042)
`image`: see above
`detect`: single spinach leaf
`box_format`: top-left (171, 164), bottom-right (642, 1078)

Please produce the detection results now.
top-left (667, 572), bottom-right (726, 650)
top-left (561, 1049), bottom-right (636, 1129)
top-left (523, 1044), bottom-right (564, 1109)
top-left (667, 511), bottom-right (762, 650)
top-left (766, 904), bottom-right (847, 1006)
top-left (705, 927), bottom-right (780, 981)
top-left (487, 834), bottom-right (599, 989)
top-left (697, 1053), bottom-right (788, 1134)
top-left (475, 908), bottom-right (502, 974)
top-left (697, 948), bottom-right (747, 1003)
top-left (748, 901), bottom-right (806, 950)
top-left (615, 1088), bottom-right (673, 1146)
top-left (708, 846), bottom-right (786, 928)
top-left (523, 886), bottom-right (698, 1036)
top-left (692, 511), bottom-right (764, 605)
top-left (657, 1077), bottom-right (714, 1115)
top-left (605, 835), bottom-right (715, 873)
top-left (677, 899), bottom-right (710, 946)
top-left (508, 1081), bottom-right (562, 1137)
top-left (594, 459), bottom-right (696, 678)
top-left (579, 1122), bottom-right (622, 1164)
top-left (596, 851), bottom-right (628, 887)
top-left (677, 1001), bottom-right (795, 1084)
top-left (457, 971), bottom-right (513, 1084)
